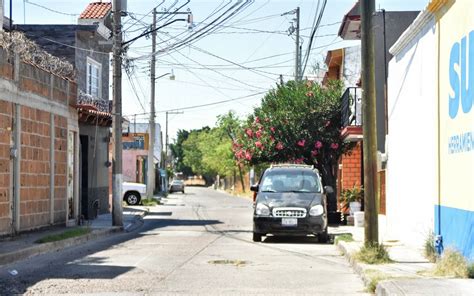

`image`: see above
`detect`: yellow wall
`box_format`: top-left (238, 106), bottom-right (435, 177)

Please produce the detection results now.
top-left (438, 0), bottom-right (474, 212)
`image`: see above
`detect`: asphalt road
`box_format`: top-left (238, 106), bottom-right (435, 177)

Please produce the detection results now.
top-left (0, 187), bottom-right (368, 295)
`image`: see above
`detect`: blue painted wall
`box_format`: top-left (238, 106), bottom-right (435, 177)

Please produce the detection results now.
top-left (435, 205), bottom-right (474, 261)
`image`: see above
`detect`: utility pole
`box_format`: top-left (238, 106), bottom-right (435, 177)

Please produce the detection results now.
top-left (295, 6), bottom-right (301, 81)
top-left (361, 0), bottom-right (378, 244)
top-left (112, 0), bottom-right (123, 226)
top-left (165, 111), bottom-right (183, 169)
top-left (147, 8), bottom-right (157, 199)
top-left (283, 7), bottom-right (301, 81)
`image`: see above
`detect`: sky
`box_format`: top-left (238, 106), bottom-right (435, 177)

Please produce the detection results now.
top-left (8, 0), bottom-right (428, 143)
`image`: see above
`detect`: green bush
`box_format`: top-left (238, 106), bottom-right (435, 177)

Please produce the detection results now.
top-left (356, 242), bottom-right (392, 264)
top-left (424, 232), bottom-right (437, 263)
top-left (340, 186), bottom-right (364, 212)
top-left (141, 198), bottom-right (159, 206)
top-left (334, 233), bottom-right (354, 244)
top-left (434, 249), bottom-right (468, 278)
top-left (35, 227), bottom-right (91, 244)
top-left (365, 270), bottom-right (390, 293)
top-left (467, 263), bottom-right (474, 279)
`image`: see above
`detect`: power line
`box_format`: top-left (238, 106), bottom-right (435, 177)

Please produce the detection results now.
top-left (156, 34), bottom-right (269, 92)
top-left (40, 37), bottom-right (111, 55)
top-left (124, 68), bottom-right (147, 113)
top-left (125, 90), bottom-right (267, 117)
top-left (302, 0), bottom-right (328, 75)
top-left (138, 1), bottom-right (253, 59)
top-left (122, 0), bottom-right (166, 32)
top-left (25, 0), bottom-right (78, 16)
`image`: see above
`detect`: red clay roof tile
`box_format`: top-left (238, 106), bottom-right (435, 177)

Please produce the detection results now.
top-left (79, 1), bottom-right (112, 19)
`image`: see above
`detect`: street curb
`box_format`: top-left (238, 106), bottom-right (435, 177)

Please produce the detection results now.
top-left (0, 227), bottom-right (122, 267)
top-left (336, 241), bottom-right (373, 289)
top-left (0, 209), bottom-right (149, 267)
top-left (123, 207), bottom-right (149, 232)
top-left (375, 280), bottom-right (401, 296)
top-left (336, 241), bottom-right (413, 295)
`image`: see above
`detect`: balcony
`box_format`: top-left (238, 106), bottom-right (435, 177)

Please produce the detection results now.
top-left (77, 90), bottom-right (110, 113)
top-left (340, 87), bottom-right (363, 141)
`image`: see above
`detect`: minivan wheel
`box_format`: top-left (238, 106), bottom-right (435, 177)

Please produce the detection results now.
top-left (124, 191), bottom-right (141, 206)
top-left (318, 229), bottom-right (329, 243)
top-left (252, 232), bottom-right (262, 242)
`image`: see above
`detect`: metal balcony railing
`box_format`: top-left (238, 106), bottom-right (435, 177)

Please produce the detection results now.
top-left (77, 90), bottom-right (110, 113)
top-left (341, 87), bottom-right (362, 128)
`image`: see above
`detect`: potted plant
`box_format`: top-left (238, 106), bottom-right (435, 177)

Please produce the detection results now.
top-left (340, 185), bottom-right (364, 215)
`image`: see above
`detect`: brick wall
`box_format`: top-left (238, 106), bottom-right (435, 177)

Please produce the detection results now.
top-left (337, 142), bottom-right (387, 215)
top-left (19, 106), bottom-right (51, 229)
top-left (0, 47), bottom-right (77, 235)
top-left (341, 142), bottom-right (363, 190)
top-left (54, 115), bottom-right (68, 223)
top-left (0, 100), bottom-right (13, 233)
top-left (379, 170), bottom-right (386, 215)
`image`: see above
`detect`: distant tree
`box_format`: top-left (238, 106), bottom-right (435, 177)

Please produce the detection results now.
top-left (234, 79), bottom-right (352, 209)
top-left (169, 129), bottom-right (193, 176)
top-left (180, 116), bottom-right (246, 187)
top-left (199, 128), bottom-right (235, 177)
top-left (217, 111), bottom-right (246, 191)
top-left (182, 130), bottom-right (206, 176)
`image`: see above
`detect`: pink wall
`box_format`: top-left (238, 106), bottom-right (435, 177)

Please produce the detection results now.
top-left (123, 150), bottom-right (147, 182)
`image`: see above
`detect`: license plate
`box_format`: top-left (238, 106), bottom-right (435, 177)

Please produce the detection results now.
top-left (282, 218), bottom-right (298, 226)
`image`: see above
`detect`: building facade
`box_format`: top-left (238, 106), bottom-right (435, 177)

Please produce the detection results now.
top-left (17, 1), bottom-right (114, 219)
top-left (0, 45), bottom-right (79, 235)
top-left (388, 0), bottom-right (473, 260)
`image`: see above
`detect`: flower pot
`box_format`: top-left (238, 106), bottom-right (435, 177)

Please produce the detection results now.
top-left (354, 211), bottom-right (364, 227)
top-left (349, 201), bottom-right (361, 215)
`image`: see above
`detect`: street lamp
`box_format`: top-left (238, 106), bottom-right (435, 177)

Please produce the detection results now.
top-left (154, 70), bottom-right (175, 81)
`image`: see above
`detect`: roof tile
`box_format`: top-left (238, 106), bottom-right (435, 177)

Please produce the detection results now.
top-left (79, 1), bottom-right (112, 19)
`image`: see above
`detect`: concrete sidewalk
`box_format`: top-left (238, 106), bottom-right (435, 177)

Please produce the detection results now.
top-left (333, 225), bottom-right (474, 295)
top-left (0, 206), bottom-right (149, 267)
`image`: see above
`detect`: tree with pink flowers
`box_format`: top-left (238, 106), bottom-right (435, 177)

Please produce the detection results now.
top-left (234, 79), bottom-right (353, 201)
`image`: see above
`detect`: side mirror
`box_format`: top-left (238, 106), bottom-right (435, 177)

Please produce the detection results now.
top-left (250, 184), bottom-right (259, 192)
top-left (324, 186), bottom-right (334, 194)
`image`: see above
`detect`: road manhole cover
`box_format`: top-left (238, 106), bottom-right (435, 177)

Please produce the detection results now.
top-left (208, 259), bottom-right (248, 267)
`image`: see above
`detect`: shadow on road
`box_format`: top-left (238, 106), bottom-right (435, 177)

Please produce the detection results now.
top-left (262, 235), bottom-right (333, 245)
top-left (0, 211), bottom-right (225, 294)
top-left (0, 231), bottom-right (142, 294)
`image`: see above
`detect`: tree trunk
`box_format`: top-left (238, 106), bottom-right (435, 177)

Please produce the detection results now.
top-left (238, 165), bottom-right (245, 192)
top-left (320, 159), bottom-right (337, 213)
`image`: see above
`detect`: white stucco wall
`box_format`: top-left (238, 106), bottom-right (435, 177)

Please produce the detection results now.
top-left (343, 45), bottom-right (361, 88)
top-left (385, 18), bottom-right (436, 248)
